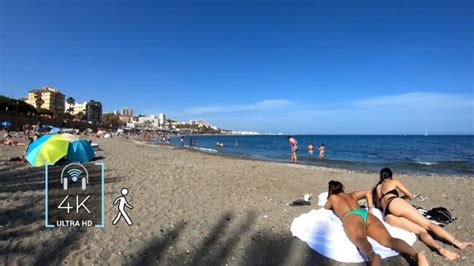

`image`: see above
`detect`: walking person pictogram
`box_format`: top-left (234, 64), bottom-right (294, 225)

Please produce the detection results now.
top-left (112, 188), bottom-right (133, 226)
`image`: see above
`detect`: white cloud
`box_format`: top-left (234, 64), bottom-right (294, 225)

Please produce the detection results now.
top-left (181, 99), bottom-right (294, 115)
top-left (161, 92), bottom-right (473, 134)
top-left (354, 92), bottom-right (474, 110)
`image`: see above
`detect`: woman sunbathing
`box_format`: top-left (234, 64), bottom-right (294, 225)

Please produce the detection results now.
top-left (324, 180), bottom-right (428, 266)
top-left (372, 168), bottom-right (472, 260)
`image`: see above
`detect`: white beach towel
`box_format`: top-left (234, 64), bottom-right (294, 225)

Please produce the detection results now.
top-left (291, 193), bottom-right (417, 263)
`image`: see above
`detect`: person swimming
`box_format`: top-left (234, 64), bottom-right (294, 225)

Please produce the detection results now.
top-left (372, 168), bottom-right (472, 261)
top-left (324, 180), bottom-right (428, 266)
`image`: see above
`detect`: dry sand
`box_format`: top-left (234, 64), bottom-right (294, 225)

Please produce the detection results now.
top-left (0, 137), bottom-right (473, 265)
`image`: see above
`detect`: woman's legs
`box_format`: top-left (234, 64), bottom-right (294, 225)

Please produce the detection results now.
top-left (388, 198), bottom-right (469, 259)
top-left (343, 215), bottom-right (381, 266)
top-left (365, 214), bottom-right (428, 266)
top-left (385, 214), bottom-right (459, 260)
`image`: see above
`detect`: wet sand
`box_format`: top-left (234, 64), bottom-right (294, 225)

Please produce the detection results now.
top-left (0, 137), bottom-right (472, 265)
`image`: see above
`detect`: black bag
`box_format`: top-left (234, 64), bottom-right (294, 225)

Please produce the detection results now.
top-left (426, 207), bottom-right (457, 225)
top-left (414, 206), bottom-right (456, 227)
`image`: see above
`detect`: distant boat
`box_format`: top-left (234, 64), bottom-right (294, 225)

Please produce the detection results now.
top-left (424, 131), bottom-right (428, 136)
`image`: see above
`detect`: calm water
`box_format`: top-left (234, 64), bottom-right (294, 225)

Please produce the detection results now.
top-left (167, 135), bottom-right (474, 176)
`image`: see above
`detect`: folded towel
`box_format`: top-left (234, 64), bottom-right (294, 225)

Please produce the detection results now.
top-left (412, 194), bottom-right (428, 202)
top-left (291, 204), bottom-right (416, 263)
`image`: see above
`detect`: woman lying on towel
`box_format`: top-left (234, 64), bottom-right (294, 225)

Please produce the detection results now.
top-left (372, 168), bottom-right (472, 261)
top-left (324, 180), bottom-right (428, 266)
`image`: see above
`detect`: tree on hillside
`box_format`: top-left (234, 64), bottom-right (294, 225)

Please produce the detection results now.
top-left (0, 96), bottom-right (38, 115)
top-left (101, 113), bottom-right (124, 128)
top-left (39, 108), bottom-right (53, 118)
top-left (34, 93), bottom-right (44, 110)
top-left (66, 97), bottom-right (75, 114)
top-left (76, 111), bottom-right (87, 121)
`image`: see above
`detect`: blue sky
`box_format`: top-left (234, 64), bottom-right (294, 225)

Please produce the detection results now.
top-left (1, 0), bottom-right (472, 134)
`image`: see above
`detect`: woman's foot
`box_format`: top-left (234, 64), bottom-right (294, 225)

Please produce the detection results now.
top-left (416, 252), bottom-right (429, 266)
top-left (453, 239), bottom-right (473, 250)
top-left (369, 253), bottom-right (381, 266)
top-left (438, 247), bottom-right (460, 261)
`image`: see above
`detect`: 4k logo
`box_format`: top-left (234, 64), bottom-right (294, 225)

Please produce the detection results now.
top-left (45, 163), bottom-right (104, 228)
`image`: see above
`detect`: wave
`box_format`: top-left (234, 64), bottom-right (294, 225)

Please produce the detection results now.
top-left (194, 147), bottom-right (219, 153)
top-left (413, 161), bottom-right (438, 166)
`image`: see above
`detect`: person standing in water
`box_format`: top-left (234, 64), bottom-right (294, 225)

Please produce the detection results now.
top-left (307, 143), bottom-right (314, 158)
top-left (180, 136), bottom-right (184, 147)
top-left (288, 135), bottom-right (298, 163)
top-left (319, 143), bottom-right (325, 159)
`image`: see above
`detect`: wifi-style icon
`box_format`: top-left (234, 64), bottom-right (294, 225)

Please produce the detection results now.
top-left (61, 163), bottom-right (89, 190)
top-left (67, 168), bottom-right (83, 182)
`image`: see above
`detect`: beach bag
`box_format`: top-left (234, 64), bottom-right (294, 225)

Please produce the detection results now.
top-left (414, 206), bottom-right (456, 227)
top-left (426, 207), bottom-right (456, 226)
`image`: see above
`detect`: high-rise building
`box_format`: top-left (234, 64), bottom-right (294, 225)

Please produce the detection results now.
top-left (25, 86), bottom-right (65, 116)
top-left (86, 100), bottom-right (103, 124)
top-left (119, 107), bottom-right (134, 123)
top-left (158, 113), bottom-right (166, 128)
top-left (121, 108), bottom-right (133, 116)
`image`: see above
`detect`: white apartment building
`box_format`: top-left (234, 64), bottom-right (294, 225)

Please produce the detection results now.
top-left (65, 101), bottom-right (87, 115)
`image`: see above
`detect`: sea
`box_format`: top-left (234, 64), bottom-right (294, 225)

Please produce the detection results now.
top-left (166, 135), bottom-right (474, 176)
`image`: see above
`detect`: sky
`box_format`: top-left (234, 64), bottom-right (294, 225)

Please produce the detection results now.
top-left (0, 0), bottom-right (472, 134)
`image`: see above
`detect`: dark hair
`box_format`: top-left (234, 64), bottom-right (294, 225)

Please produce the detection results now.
top-left (371, 167), bottom-right (394, 209)
top-left (287, 135), bottom-right (292, 139)
top-left (327, 180), bottom-right (344, 198)
top-left (380, 167), bottom-right (393, 181)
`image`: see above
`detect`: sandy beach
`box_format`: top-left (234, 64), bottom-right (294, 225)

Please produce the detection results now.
top-left (0, 137), bottom-right (473, 265)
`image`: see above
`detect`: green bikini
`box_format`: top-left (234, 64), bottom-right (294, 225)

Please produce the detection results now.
top-left (343, 209), bottom-right (368, 225)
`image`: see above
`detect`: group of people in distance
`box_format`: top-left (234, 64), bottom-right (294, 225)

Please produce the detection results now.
top-left (324, 168), bottom-right (472, 266)
top-left (288, 135), bottom-right (325, 163)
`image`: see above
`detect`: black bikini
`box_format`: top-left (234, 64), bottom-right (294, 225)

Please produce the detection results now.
top-left (380, 183), bottom-right (399, 216)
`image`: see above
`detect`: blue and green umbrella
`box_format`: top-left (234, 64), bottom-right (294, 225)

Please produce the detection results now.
top-left (67, 140), bottom-right (95, 163)
top-left (25, 134), bottom-right (69, 167)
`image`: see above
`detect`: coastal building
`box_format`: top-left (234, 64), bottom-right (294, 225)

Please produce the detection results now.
top-left (132, 115), bottom-right (159, 129)
top-left (65, 100), bottom-right (102, 123)
top-left (86, 100), bottom-right (102, 124)
top-left (65, 101), bottom-right (87, 115)
top-left (196, 119), bottom-right (212, 128)
top-left (122, 108), bottom-right (133, 116)
top-left (25, 86), bottom-right (65, 116)
top-left (119, 107), bottom-right (134, 123)
top-left (159, 113), bottom-right (166, 128)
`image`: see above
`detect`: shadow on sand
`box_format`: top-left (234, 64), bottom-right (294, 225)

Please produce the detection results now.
top-left (0, 162), bottom-right (118, 265)
top-left (1, 163), bottom-right (412, 266)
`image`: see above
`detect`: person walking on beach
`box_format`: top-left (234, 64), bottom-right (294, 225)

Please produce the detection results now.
top-left (372, 168), bottom-right (472, 261)
top-left (113, 188), bottom-right (134, 226)
top-left (307, 143), bottom-right (314, 158)
top-left (288, 135), bottom-right (298, 163)
top-left (318, 143), bottom-right (325, 159)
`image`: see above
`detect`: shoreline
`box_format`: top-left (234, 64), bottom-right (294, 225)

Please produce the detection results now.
top-left (147, 139), bottom-right (472, 178)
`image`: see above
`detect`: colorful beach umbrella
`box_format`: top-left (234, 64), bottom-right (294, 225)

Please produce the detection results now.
top-left (67, 140), bottom-right (95, 163)
top-left (1, 121), bottom-right (12, 126)
top-left (26, 134), bottom-right (69, 167)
